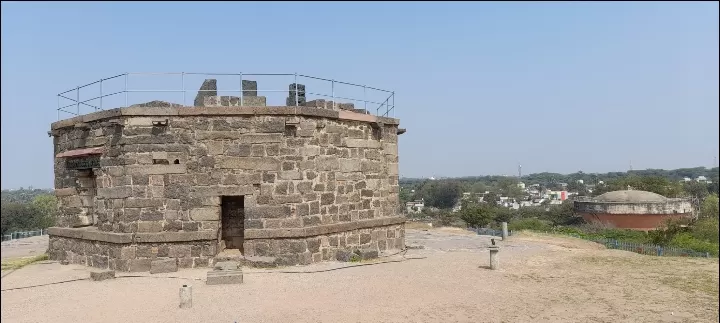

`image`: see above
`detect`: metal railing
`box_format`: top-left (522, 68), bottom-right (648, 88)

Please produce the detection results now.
top-left (1, 229), bottom-right (47, 242)
top-left (470, 227), bottom-right (515, 237)
top-left (56, 72), bottom-right (396, 120)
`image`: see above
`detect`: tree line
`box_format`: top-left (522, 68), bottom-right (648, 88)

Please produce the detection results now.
top-left (1, 189), bottom-right (56, 235)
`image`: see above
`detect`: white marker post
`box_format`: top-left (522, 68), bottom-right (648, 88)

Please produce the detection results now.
top-left (179, 284), bottom-right (192, 309)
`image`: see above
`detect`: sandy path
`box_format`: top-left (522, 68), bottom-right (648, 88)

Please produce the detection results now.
top-left (1, 229), bottom-right (717, 323)
top-left (1, 235), bottom-right (48, 260)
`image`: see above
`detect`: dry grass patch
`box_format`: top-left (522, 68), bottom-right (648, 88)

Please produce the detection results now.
top-left (405, 221), bottom-right (433, 230)
top-left (1, 254), bottom-right (49, 271)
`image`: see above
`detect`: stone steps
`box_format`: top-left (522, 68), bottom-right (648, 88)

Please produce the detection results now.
top-left (212, 249), bottom-right (278, 269)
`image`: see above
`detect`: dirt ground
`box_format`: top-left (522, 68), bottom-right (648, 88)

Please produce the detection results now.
top-left (1, 226), bottom-right (718, 323)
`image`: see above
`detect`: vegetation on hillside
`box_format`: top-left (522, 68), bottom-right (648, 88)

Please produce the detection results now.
top-left (1, 189), bottom-right (56, 235)
top-left (401, 167), bottom-right (720, 257)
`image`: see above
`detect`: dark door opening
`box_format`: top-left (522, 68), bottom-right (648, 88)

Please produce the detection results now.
top-left (221, 196), bottom-right (245, 253)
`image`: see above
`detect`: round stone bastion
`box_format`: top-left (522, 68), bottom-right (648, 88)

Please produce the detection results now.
top-left (47, 103), bottom-right (407, 272)
top-left (573, 190), bottom-right (693, 231)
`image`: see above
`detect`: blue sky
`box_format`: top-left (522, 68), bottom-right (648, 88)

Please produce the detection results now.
top-left (1, 2), bottom-right (718, 189)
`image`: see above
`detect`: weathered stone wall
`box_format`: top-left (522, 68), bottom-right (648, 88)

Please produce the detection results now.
top-left (49, 107), bottom-right (404, 268)
top-left (47, 236), bottom-right (216, 271)
top-left (574, 199), bottom-right (693, 215)
top-left (244, 224), bottom-right (404, 265)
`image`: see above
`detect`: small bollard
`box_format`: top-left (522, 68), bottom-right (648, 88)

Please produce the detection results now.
top-left (488, 245), bottom-right (500, 270)
top-left (179, 284), bottom-right (192, 309)
top-left (501, 222), bottom-right (508, 240)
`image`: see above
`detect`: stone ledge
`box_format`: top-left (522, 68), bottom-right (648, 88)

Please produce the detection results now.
top-left (47, 227), bottom-right (133, 244)
top-left (245, 216), bottom-right (406, 240)
top-left (51, 106), bottom-right (400, 130)
top-left (47, 227), bottom-right (216, 244)
top-left (134, 231), bottom-right (217, 243)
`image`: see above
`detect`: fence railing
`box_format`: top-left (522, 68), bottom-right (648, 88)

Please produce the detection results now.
top-left (470, 227), bottom-right (514, 237)
top-left (56, 72), bottom-right (396, 120)
top-left (1, 229), bottom-right (47, 242)
top-left (545, 231), bottom-right (714, 258)
top-left (586, 237), bottom-right (713, 258)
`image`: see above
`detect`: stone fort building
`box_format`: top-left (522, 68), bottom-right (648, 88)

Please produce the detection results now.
top-left (47, 76), bottom-right (406, 272)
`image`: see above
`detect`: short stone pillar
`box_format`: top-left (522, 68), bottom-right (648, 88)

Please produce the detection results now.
top-left (287, 83), bottom-right (306, 106)
top-left (501, 222), bottom-right (508, 240)
top-left (488, 246), bottom-right (500, 270)
top-left (179, 284), bottom-right (192, 309)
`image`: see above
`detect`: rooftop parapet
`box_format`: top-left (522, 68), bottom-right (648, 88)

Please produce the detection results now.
top-left (56, 72), bottom-right (396, 121)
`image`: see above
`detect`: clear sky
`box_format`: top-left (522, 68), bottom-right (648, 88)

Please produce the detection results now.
top-left (1, 2), bottom-right (718, 189)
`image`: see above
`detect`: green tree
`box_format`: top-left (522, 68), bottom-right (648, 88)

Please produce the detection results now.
top-left (460, 204), bottom-right (496, 228)
top-left (31, 195), bottom-right (57, 228)
top-left (699, 194), bottom-right (719, 219)
top-left (1, 202), bottom-right (41, 235)
top-left (683, 181), bottom-right (709, 200)
top-left (414, 181), bottom-right (462, 209)
top-left (483, 192), bottom-right (498, 205)
top-left (493, 207), bottom-right (513, 223)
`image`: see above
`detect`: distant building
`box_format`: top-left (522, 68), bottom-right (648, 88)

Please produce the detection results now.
top-left (547, 190), bottom-right (568, 201)
top-left (517, 182), bottom-right (526, 189)
top-left (574, 190), bottom-right (693, 231)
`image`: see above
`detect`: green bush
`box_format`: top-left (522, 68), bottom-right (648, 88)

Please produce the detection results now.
top-left (691, 218), bottom-right (719, 244)
top-left (670, 233), bottom-right (719, 257)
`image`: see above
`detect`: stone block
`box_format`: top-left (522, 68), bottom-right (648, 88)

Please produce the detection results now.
top-left (246, 205), bottom-right (291, 219)
top-left (206, 269), bottom-right (244, 285)
top-left (336, 250), bottom-right (352, 262)
top-left (125, 198), bottom-right (164, 208)
top-left (242, 80), bottom-right (257, 97)
top-left (243, 256), bottom-right (277, 268)
top-left (126, 165), bottom-right (187, 175)
top-left (97, 187), bottom-right (132, 199)
top-left (150, 258), bottom-right (178, 274)
top-left (194, 79), bottom-right (217, 107)
top-left (90, 270), bottom-right (115, 281)
top-left (220, 96), bottom-right (241, 107)
top-left (241, 96), bottom-right (266, 107)
top-left (190, 208), bottom-right (220, 221)
top-left (339, 159), bottom-right (362, 172)
top-left (213, 261), bottom-right (240, 271)
top-left (128, 259), bottom-right (152, 272)
top-left (137, 221), bottom-right (163, 232)
top-left (216, 157), bottom-right (280, 171)
top-left (345, 139), bottom-right (381, 149)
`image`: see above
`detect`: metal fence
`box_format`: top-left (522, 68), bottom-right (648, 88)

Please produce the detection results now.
top-left (549, 232), bottom-right (714, 258)
top-left (586, 237), bottom-right (713, 258)
top-left (1, 229), bottom-right (47, 242)
top-left (470, 227), bottom-right (514, 237)
top-left (56, 72), bottom-right (396, 120)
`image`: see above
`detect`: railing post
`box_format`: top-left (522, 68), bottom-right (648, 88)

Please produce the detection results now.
top-left (76, 86), bottom-right (80, 115)
top-left (363, 85), bottom-right (367, 111)
top-left (57, 95), bottom-right (60, 120)
top-left (99, 79), bottom-right (103, 110)
top-left (239, 72), bottom-right (243, 107)
top-left (182, 72), bottom-right (185, 106)
top-left (294, 73), bottom-right (299, 107)
top-left (124, 73), bottom-right (128, 107)
top-left (331, 79), bottom-right (335, 109)
top-left (391, 91), bottom-right (395, 117)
